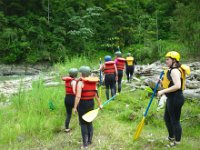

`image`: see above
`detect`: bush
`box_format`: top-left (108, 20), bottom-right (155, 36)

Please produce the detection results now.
top-left (125, 40), bottom-right (187, 64)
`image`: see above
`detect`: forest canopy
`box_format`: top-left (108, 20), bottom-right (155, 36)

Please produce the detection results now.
top-left (0, 0), bottom-right (199, 64)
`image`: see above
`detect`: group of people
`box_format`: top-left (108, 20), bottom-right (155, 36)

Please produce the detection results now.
top-left (62, 66), bottom-right (101, 149)
top-left (62, 50), bottom-right (188, 148)
top-left (100, 51), bottom-right (136, 100)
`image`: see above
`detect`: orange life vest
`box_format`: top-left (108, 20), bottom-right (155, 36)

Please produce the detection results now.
top-left (116, 58), bottom-right (125, 70)
top-left (104, 61), bottom-right (115, 74)
top-left (80, 77), bottom-right (99, 100)
top-left (62, 77), bottom-right (76, 95)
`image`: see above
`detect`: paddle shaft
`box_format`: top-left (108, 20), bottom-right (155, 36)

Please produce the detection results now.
top-left (101, 95), bottom-right (117, 107)
top-left (99, 58), bottom-right (102, 98)
top-left (82, 95), bottom-right (117, 122)
top-left (143, 71), bottom-right (164, 117)
top-left (99, 58), bottom-right (102, 86)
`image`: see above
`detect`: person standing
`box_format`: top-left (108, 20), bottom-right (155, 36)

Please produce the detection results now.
top-left (114, 51), bottom-right (125, 93)
top-left (73, 66), bottom-right (102, 149)
top-left (100, 55), bottom-right (118, 100)
top-left (62, 68), bottom-right (78, 132)
top-left (158, 51), bottom-right (190, 147)
top-left (125, 53), bottom-right (135, 83)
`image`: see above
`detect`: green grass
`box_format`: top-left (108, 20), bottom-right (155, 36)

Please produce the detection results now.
top-left (0, 79), bottom-right (199, 150)
top-left (53, 54), bottom-right (111, 77)
top-left (0, 56), bottom-right (200, 149)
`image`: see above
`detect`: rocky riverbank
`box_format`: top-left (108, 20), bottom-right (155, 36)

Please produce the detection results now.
top-left (0, 63), bottom-right (52, 76)
top-left (1, 61), bottom-right (200, 108)
top-left (130, 61), bottom-right (200, 100)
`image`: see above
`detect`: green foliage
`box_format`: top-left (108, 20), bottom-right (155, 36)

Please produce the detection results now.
top-left (53, 55), bottom-right (99, 78)
top-left (126, 40), bottom-right (186, 63)
top-left (172, 1), bottom-right (200, 56)
top-left (0, 0), bottom-right (199, 64)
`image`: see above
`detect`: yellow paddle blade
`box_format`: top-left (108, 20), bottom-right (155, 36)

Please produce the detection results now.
top-left (82, 108), bottom-right (100, 122)
top-left (133, 117), bottom-right (145, 140)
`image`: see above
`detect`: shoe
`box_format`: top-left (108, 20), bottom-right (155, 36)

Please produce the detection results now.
top-left (166, 141), bottom-right (180, 148)
top-left (166, 137), bottom-right (175, 142)
top-left (81, 145), bottom-right (88, 149)
top-left (64, 128), bottom-right (71, 133)
top-left (166, 142), bottom-right (176, 147)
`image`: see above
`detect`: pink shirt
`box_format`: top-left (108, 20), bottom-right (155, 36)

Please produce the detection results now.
top-left (114, 58), bottom-right (118, 64)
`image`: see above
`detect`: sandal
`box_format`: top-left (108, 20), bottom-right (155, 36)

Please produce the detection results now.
top-left (166, 142), bottom-right (176, 148)
top-left (167, 137), bottom-right (175, 142)
top-left (166, 141), bottom-right (180, 148)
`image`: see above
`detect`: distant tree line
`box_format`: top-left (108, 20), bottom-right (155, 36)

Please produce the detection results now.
top-left (0, 0), bottom-right (199, 64)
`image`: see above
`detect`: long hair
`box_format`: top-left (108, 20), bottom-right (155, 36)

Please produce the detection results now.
top-left (175, 61), bottom-right (181, 68)
top-left (170, 58), bottom-right (181, 68)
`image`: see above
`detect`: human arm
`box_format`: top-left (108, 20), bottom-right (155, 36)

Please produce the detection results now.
top-left (73, 81), bottom-right (83, 113)
top-left (94, 92), bottom-right (102, 108)
top-left (100, 64), bottom-right (104, 71)
top-left (71, 80), bottom-right (76, 95)
top-left (114, 64), bottom-right (118, 80)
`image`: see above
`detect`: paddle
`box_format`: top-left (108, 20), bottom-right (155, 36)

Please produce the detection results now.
top-left (99, 58), bottom-right (102, 98)
top-left (82, 95), bottom-right (117, 122)
top-left (133, 71), bottom-right (164, 140)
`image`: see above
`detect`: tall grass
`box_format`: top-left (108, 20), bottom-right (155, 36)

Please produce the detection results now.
top-left (0, 80), bottom-right (64, 145)
top-left (54, 55), bottom-right (106, 77)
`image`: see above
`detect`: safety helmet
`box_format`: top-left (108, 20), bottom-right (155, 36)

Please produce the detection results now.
top-left (79, 66), bottom-right (91, 77)
top-left (115, 51), bottom-right (122, 57)
top-left (104, 55), bottom-right (112, 62)
top-left (69, 68), bottom-right (78, 78)
top-left (165, 51), bottom-right (180, 62)
top-left (127, 53), bottom-right (131, 57)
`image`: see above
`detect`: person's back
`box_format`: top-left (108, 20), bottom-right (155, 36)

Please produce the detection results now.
top-left (73, 66), bottom-right (102, 149)
top-left (125, 53), bottom-right (135, 82)
top-left (126, 56), bottom-right (134, 66)
top-left (101, 55), bottom-right (117, 100)
top-left (62, 68), bottom-right (78, 132)
top-left (114, 51), bottom-right (125, 93)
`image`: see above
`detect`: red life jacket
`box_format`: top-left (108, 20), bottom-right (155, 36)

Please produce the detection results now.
top-left (116, 58), bottom-right (125, 70)
top-left (62, 77), bottom-right (76, 95)
top-left (104, 61), bottom-right (115, 74)
top-left (80, 77), bottom-right (99, 100)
